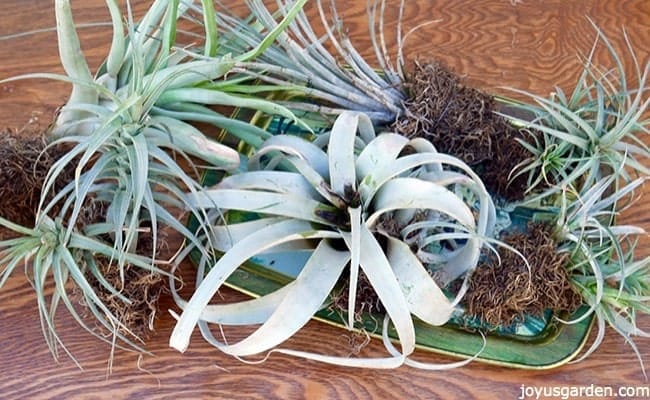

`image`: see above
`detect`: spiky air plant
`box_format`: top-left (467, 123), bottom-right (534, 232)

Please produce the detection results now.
top-left (1, 0), bottom-right (313, 249)
top-left (548, 175), bottom-right (650, 373)
top-left (202, 0), bottom-right (406, 124)
top-left (493, 22), bottom-right (649, 369)
top-left (169, 111), bottom-right (496, 369)
top-left (502, 23), bottom-right (649, 205)
top-left (0, 0), bottom-right (309, 364)
top-left (0, 214), bottom-right (165, 368)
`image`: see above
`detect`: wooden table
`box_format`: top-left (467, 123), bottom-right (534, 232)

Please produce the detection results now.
top-left (1, 1), bottom-right (648, 399)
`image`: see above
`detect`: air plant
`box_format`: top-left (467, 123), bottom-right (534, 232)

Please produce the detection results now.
top-left (193, 0), bottom-right (405, 124)
top-left (549, 175), bottom-right (649, 372)
top-left (169, 111), bottom-right (496, 368)
top-left (503, 23), bottom-right (649, 205)
top-left (0, 214), bottom-right (164, 368)
top-left (0, 0), bottom-right (310, 362)
top-left (494, 22), bottom-right (649, 368)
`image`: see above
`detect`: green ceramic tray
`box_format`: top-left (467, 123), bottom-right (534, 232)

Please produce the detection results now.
top-left (211, 258), bottom-right (593, 369)
top-left (187, 106), bottom-right (595, 369)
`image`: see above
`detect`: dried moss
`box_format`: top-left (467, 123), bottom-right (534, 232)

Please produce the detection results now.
top-left (392, 60), bottom-right (531, 201)
top-left (461, 223), bottom-right (582, 328)
top-left (83, 256), bottom-right (167, 341)
top-left (0, 131), bottom-right (74, 227)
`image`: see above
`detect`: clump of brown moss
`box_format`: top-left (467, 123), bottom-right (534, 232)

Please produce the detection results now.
top-left (392, 60), bottom-right (531, 201)
top-left (461, 222), bottom-right (582, 328)
top-left (0, 130), bottom-right (74, 227)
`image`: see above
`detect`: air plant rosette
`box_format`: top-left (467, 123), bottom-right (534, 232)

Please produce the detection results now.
top-left (173, 110), bottom-right (499, 368)
top-left (170, 0), bottom-right (649, 370)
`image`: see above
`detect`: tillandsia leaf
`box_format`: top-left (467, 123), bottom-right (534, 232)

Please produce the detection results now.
top-left (344, 207), bottom-right (362, 329)
top-left (189, 188), bottom-right (335, 225)
top-left (156, 87), bottom-right (310, 131)
top-left (200, 240), bottom-right (349, 356)
top-left (382, 318), bottom-right (487, 370)
top-left (54, 0), bottom-right (98, 126)
top-left (145, 118), bottom-right (240, 168)
top-left (546, 170), bottom-right (650, 370)
top-left (170, 219), bottom-right (340, 352)
top-left (329, 112), bottom-right (362, 195)
top-left (199, 0), bottom-right (218, 57)
top-left (386, 236), bottom-right (454, 325)
top-left (151, 103), bottom-right (272, 149)
top-left (104, 0), bottom-right (126, 78)
top-left (368, 178), bottom-right (475, 227)
top-left (358, 223), bottom-right (416, 352)
top-left (171, 111), bottom-right (495, 368)
top-left (356, 133), bottom-right (410, 178)
top-left (194, 284), bottom-right (296, 326)
top-left (235, 0), bottom-right (311, 63)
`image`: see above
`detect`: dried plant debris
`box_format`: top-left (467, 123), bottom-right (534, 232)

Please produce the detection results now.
top-left (83, 257), bottom-right (166, 341)
top-left (329, 268), bottom-right (385, 324)
top-left (392, 60), bottom-right (532, 201)
top-left (461, 222), bottom-right (582, 329)
top-left (74, 200), bottom-right (170, 341)
top-left (0, 131), bottom-right (74, 227)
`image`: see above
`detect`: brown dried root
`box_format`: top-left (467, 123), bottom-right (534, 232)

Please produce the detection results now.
top-left (392, 60), bottom-right (531, 201)
top-left (326, 269), bottom-right (382, 356)
top-left (462, 222), bottom-right (582, 328)
top-left (84, 255), bottom-right (167, 341)
top-left (0, 130), bottom-right (74, 227)
top-left (76, 200), bottom-right (170, 341)
top-left (329, 268), bottom-right (385, 324)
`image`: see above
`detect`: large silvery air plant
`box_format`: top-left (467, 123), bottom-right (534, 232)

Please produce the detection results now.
top-left (170, 112), bottom-right (497, 368)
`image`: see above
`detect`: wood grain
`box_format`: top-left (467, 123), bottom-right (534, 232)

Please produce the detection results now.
top-left (0, 1), bottom-right (648, 399)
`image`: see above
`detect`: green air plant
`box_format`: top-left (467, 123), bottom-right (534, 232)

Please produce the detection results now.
top-left (203, 0), bottom-right (406, 124)
top-left (169, 111), bottom-right (497, 368)
top-left (549, 175), bottom-right (649, 372)
top-left (0, 215), bottom-right (165, 368)
top-left (502, 22), bottom-right (649, 205)
top-left (493, 21), bottom-right (649, 369)
top-left (0, 0), bottom-right (310, 363)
